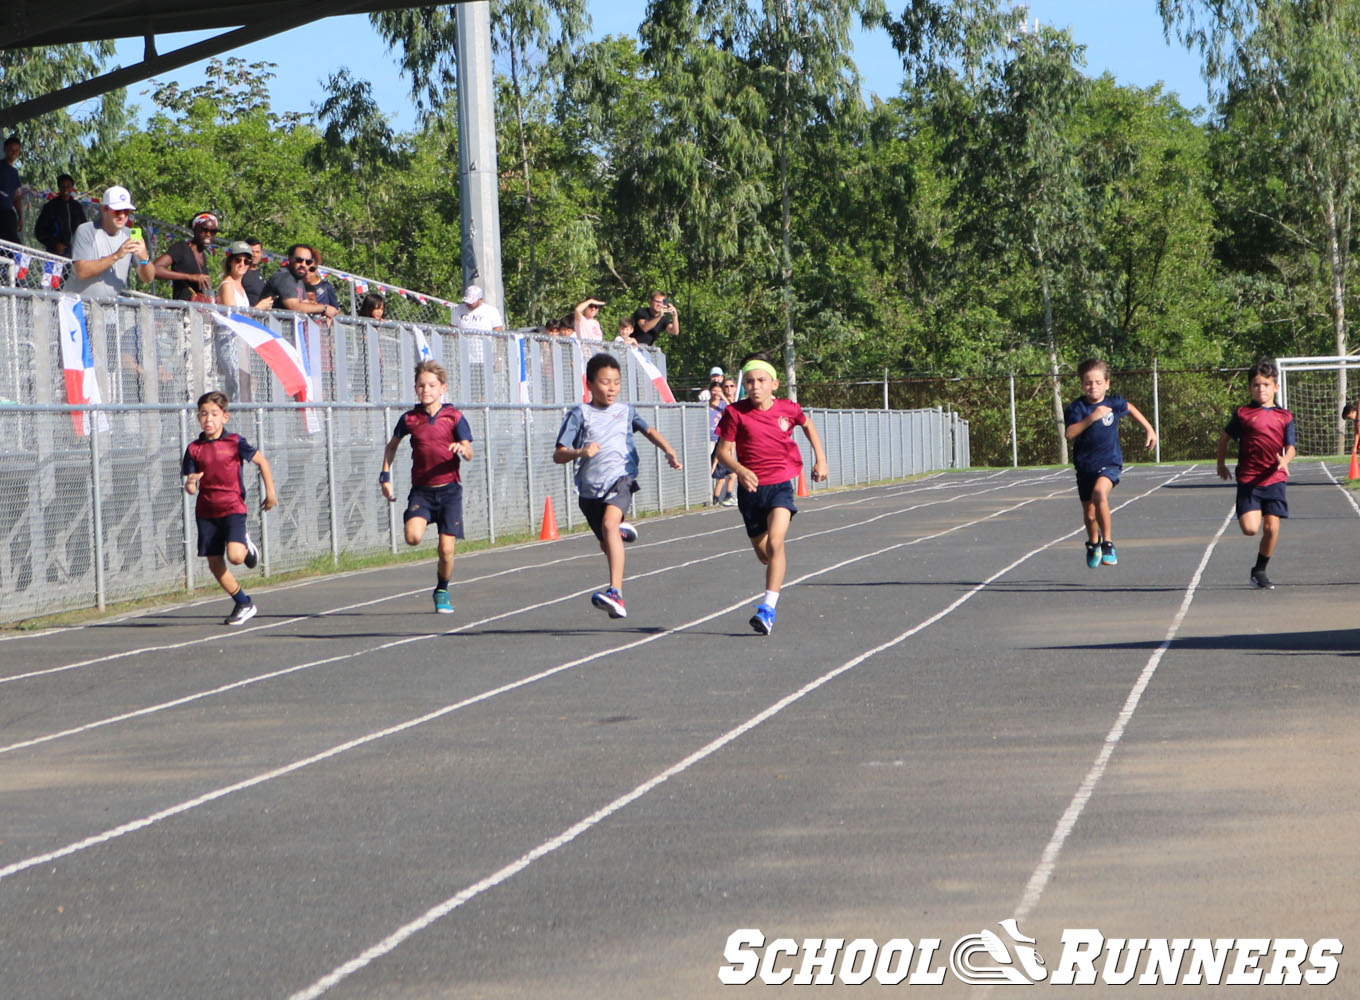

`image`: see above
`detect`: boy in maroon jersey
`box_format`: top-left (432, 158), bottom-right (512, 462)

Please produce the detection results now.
top-left (379, 361), bottom-right (475, 614)
top-left (714, 353), bottom-right (829, 635)
top-left (182, 391), bottom-right (278, 625)
top-left (1217, 359), bottom-right (1296, 589)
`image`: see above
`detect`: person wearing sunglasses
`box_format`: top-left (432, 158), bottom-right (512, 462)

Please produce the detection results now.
top-left (263, 243), bottom-right (338, 321)
top-left (303, 247), bottom-right (341, 313)
top-left (214, 241), bottom-right (257, 400)
top-left (67, 185), bottom-right (155, 298)
top-left (153, 211), bottom-right (218, 300)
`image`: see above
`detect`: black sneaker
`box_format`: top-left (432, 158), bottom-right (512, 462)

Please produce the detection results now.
top-left (225, 601), bottom-right (257, 625)
top-left (1250, 570), bottom-right (1275, 590)
top-left (243, 532), bottom-right (259, 569)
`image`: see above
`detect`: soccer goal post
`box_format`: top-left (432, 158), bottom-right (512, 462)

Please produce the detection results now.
top-left (1276, 355), bottom-right (1360, 456)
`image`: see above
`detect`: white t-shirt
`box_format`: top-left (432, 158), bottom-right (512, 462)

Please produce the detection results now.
top-left (67, 221), bottom-right (133, 299)
top-left (574, 315), bottom-right (604, 341)
top-left (453, 301), bottom-right (504, 333)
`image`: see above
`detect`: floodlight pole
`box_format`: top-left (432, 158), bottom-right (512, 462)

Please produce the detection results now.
top-left (456, 1), bottom-right (506, 320)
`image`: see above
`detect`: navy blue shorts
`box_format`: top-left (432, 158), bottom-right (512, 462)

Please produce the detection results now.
top-left (196, 512), bottom-right (247, 558)
top-left (737, 479), bottom-right (797, 538)
top-left (1236, 481), bottom-right (1288, 519)
top-left (1075, 466), bottom-right (1121, 502)
top-left (579, 476), bottom-right (638, 542)
top-left (405, 482), bottom-right (465, 538)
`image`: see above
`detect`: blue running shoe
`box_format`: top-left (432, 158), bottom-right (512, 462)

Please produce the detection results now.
top-left (1085, 541), bottom-right (1100, 569)
top-left (433, 589), bottom-right (454, 614)
top-left (591, 587), bottom-right (627, 618)
top-left (750, 603), bottom-right (776, 635)
top-left (1101, 541), bottom-right (1118, 566)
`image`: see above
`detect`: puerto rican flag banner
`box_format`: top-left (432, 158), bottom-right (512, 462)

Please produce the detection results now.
top-left (43, 261), bottom-right (62, 289)
top-left (212, 311), bottom-right (315, 413)
top-left (412, 325), bottom-right (434, 362)
top-left (13, 252), bottom-right (30, 282)
top-left (630, 347), bottom-right (676, 403)
top-left (355, 280), bottom-right (368, 296)
top-left (57, 295), bottom-right (109, 435)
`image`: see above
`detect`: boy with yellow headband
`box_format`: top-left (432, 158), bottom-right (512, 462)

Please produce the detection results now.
top-left (714, 353), bottom-right (829, 635)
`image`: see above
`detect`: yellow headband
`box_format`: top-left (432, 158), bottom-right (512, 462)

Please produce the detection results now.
top-left (741, 360), bottom-right (779, 381)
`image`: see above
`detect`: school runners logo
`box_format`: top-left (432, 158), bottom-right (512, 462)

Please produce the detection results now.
top-left (1100, 410), bottom-right (1115, 425)
top-left (719, 924), bottom-right (1342, 987)
top-left (949, 919), bottom-right (1046, 985)
top-left (778, 416), bottom-right (792, 433)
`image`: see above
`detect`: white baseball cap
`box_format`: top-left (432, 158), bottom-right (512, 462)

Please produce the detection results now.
top-left (102, 185), bottom-right (135, 210)
top-left (463, 284), bottom-right (483, 305)
top-left (709, 367), bottom-right (724, 377)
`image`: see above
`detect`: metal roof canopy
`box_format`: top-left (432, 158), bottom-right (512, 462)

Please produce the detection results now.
top-left (0, 0), bottom-right (444, 124)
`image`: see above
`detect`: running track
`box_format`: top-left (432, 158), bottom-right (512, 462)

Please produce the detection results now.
top-left (2, 464), bottom-right (1357, 998)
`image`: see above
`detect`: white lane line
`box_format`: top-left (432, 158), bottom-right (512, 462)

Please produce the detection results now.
top-left (0, 475), bottom-right (1094, 882)
top-left (286, 468), bottom-right (1194, 999)
top-left (1011, 507), bottom-right (1234, 923)
top-left (1321, 460), bottom-right (1360, 516)
top-left (0, 473), bottom-right (1050, 678)
top-left (0, 475), bottom-right (1069, 754)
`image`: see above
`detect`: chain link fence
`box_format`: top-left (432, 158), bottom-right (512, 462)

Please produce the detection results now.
top-left (0, 402), bottom-right (968, 624)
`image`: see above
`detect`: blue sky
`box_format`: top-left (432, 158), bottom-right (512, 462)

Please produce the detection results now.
top-left (111, 1), bottom-right (1210, 133)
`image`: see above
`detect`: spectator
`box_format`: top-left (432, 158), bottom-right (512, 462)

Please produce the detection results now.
top-left (153, 212), bottom-right (218, 300)
top-left (573, 297), bottom-right (605, 341)
top-left (67, 185), bottom-right (155, 298)
top-left (630, 290), bottom-right (679, 347)
top-left (709, 388), bottom-right (737, 506)
top-left (304, 248), bottom-right (341, 310)
top-left (34, 174), bottom-right (88, 255)
top-left (240, 237), bottom-right (272, 309)
top-left (452, 284), bottom-right (504, 332)
top-left (615, 316), bottom-right (637, 346)
top-left (0, 135), bottom-right (20, 244)
top-left (723, 376), bottom-right (739, 404)
top-left (215, 242), bottom-right (255, 400)
top-left (358, 291), bottom-right (386, 319)
top-left (698, 365), bottom-right (724, 402)
top-left (262, 244), bottom-right (337, 321)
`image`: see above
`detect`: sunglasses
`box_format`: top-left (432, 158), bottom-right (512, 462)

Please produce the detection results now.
top-left (292, 256), bottom-right (314, 264)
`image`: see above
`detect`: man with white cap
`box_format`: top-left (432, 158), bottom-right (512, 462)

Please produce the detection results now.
top-left (452, 283), bottom-right (504, 333)
top-left (67, 185), bottom-right (155, 298)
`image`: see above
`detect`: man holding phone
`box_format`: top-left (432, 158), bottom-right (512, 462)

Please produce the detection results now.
top-left (630, 290), bottom-right (680, 347)
top-left (67, 185), bottom-right (155, 298)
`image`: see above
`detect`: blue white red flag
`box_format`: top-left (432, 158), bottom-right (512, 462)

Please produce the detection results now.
top-left (515, 335), bottom-right (532, 405)
top-left (212, 311), bottom-right (312, 401)
top-left (13, 252), bottom-right (30, 281)
top-left (43, 261), bottom-right (62, 289)
top-left (412, 325), bottom-right (433, 361)
top-left (58, 295), bottom-right (108, 435)
top-left (629, 347), bottom-right (676, 403)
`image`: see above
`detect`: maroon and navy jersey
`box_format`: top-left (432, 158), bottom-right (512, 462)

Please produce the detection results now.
top-left (1225, 403), bottom-right (1295, 487)
top-left (395, 404), bottom-right (472, 487)
top-left (717, 398), bottom-right (807, 485)
top-left (181, 432), bottom-right (258, 518)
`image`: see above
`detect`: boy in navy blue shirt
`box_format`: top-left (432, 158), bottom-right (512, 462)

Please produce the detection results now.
top-left (1064, 358), bottom-right (1157, 568)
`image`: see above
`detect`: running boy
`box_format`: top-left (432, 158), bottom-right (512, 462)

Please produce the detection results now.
top-left (1064, 358), bottom-right (1157, 568)
top-left (379, 360), bottom-right (475, 614)
top-left (182, 391), bottom-right (277, 625)
top-left (714, 353), bottom-right (829, 636)
top-left (1217, 358), bottom-right (1296, 589)
top-left (554, 352), bottom-right (682, 619)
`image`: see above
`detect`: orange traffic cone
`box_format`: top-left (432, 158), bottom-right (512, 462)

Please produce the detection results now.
top-left (1349, 449), bottom-right (1359, 481)
top-left (796, 472), bottom-right (810, 498)
top-left (539, 496), bottom-right (559, 540)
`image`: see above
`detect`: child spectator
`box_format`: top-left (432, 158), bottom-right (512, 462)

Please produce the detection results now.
top-left (708, 386), bottom-right (737, 505)
top-left (714, 353), bottom-right (829, 635)
top-left (379, 361), bottom-right (475, 614)
top-left (554, 352), bottom-right (682, 619)
top-left (1063, 358), bottom-right (1157, 568)
top-left (615, 317), bottom-right (637, 346)
top-left (1217, 359), bottom-right (1296, 589)
top-left (358, 291), bottom-right (386, 319)
top-left (181, 391), bottom-right (277, 626)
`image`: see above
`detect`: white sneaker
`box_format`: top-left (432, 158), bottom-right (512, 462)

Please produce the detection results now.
top-left (618, 522), bottom-right (638, 543)
top-left (243, 532), bottom-right (259, 569)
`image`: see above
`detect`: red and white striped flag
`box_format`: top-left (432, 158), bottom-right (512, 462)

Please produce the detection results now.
top-left (630, 347), bottom-right (676, 403)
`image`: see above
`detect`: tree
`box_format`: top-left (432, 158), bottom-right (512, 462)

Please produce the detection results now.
top-left (1162, 0), bottom-right (1360, 443)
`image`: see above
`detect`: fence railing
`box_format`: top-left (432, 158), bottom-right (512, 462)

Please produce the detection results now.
top-left (0, 285), bottom-right (668, 410)
top-left (0, 402), bottom-right (969, 624)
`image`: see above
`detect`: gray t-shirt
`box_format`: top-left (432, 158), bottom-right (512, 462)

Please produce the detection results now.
top-left (555, 401), bottom-right (650, 499)
top-left (67, 221), bottom-right (133, 299)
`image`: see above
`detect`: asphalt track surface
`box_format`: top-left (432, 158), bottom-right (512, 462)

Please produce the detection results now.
top-left (2, 463), bottom-right (1357, 999)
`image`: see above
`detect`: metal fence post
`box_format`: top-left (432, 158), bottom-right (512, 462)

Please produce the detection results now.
top-left (484, 406), bottom-right (496, 542)
top-left (1009, 372), bottom-right (1018, 468)
top-left (679, 403), bottom-right (690, 508)
top-left (182, 409), bottom-right (194, 593)
top-left (325, 405), bottom-right (340, 566)
top-left (90, 415), bottom-right (106, 611)
top-left (1152, 356), bottom-right (1162, 463)
top-left (654, 404), bottom-right (663, 511)
top-left (524, 408), bottom-right (536, 535)
top-left (255, 407), bottom-right (269, 576)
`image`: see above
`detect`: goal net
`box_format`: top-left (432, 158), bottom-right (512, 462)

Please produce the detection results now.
top-left (1277, 356), bottom-right (1360, 457)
